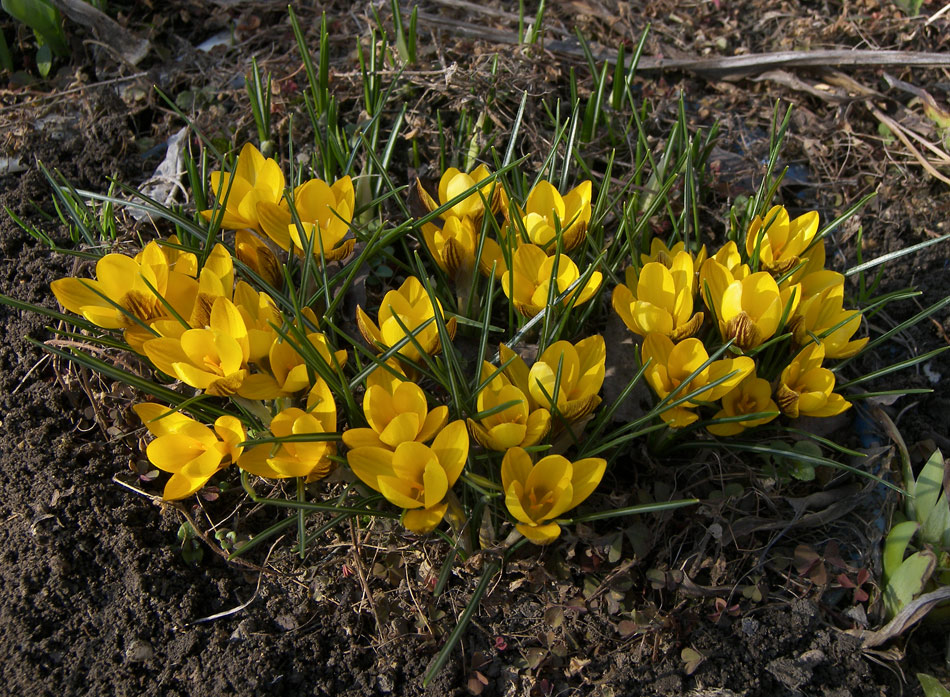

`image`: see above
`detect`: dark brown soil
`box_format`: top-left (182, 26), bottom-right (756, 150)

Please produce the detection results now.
top-left (2, 1), bottom-right (949, 695)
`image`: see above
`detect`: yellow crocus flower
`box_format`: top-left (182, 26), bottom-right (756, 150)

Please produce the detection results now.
top-left (744, 205), bottom-right (819, 275)
top-left (133, 403), bottom-right (245, 500)
top-left (257, 176), bottom-right (355, 262)
top-left (527, 335), bottom-right (605, 421)
top-left (51, 241), bottom-right (198, 353)
top-left (701, 258), bottom-right (799, 350)
top-left (791, 281), bottom-right (867, 359)
top-left (467, 360), bottom-right (551, 451)
top-left (201, 143), bottom-right (285, 233)
top-left (342, 364), bottom-right (448, 450)
top-left (612, 252), bottom-right (703, 340)
top-left (505, 180), bottom-right (591, 253)
top-left (238, 380), bottom-right (338, 481)
top-left (356, 276), bottom-right (457, 365)
top-left (641, 333), bottom-right (754, 427)
top-left (501, 447), bottom-right (606, 544)
top-left (143, 296), bottom-right (250, 397)
top-left (51, 242), bottom-right (183, 329)
top-left (775, 342), bottom-right (851, 418)
top-left (416, 165), bottom-right (503, 221)
top-left (501, 244), bottom-right (602, 318)
top-left (347, 420), bottom-right (469, 533)
top-left (707, 373), bottom-right (779, 436)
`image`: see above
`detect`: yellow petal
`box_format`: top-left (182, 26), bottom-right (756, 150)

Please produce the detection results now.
top-left (379, 475), bottom-right (425, 509)
top-left (418, 405), bottom-right (449, 443)
top-left (402, 504), bottom-right (448, 534)
top-left (501, 447), bottom-right (534, 493)
top-left (379, 412), bottom-right (422, 448)
top-left (346, 446), bottom-right (394, 492)
top-left (515, 522), bottom-right (562, 545)
top-left (522, 409), bottom-right (551, 447)
top-left (356, 305), bottom-right (382, 346)
top-left (569, 458), bottom-right (606, 509)
top-left (147, 433), bottom-right (207, 473)
top-left (342, 428), bottom-right (385, 450)
top-left (430, 420), bottom-right (469, 486)
top-left (505, 482), bottom-right (537, 525)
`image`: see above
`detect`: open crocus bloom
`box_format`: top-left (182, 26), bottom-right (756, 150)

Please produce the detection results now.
top-left (501, 244), bottom-right (602, 318)
top-left (612, 252), bottom-right (703, 340)
top-left (526, 335), bottom-right (605, 422)
top-left (143, 296), bottom-right (250, 397)
top-left (641, 333), bottom-right (754, 427)
top-left (133, 403), bottom-right (244, 500)
top-left (201, 143), bottom-right (285, 233)
top-left (238, 379), bottom-right (338, 481)
top-left (356, 276), bottom-right (457, 365)
top-left (347, 420), bottom-right (469, 533)
top-left (501, 447), bottom-right (606, 544)
top-left (775, 342), bottom-right (851, 418)
top-left (342, 368), bottom-right (448, 450)
top-left (701, 259), bottom-right (799, 351)
top-left (744, 205), bottom-right (819, 275)
top-left (707, 373), bottom-right (779, 436)
top-left (506, 180), bottom-right (591, 253)
top-left (51, 241), bottom-right (198, 351)
top-left (257, 176), bottom-right (355, 262)
top-left (467, 360), bottom-right (551, 451)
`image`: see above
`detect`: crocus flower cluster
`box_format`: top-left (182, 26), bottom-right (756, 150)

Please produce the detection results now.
top-left (45, 144), bottom-right (869, 551)
top-left (417, 167), bottom-right (602, 317)
top-left (613, 206), bottom-right (863, 433)
top-left (465, 337), bottom-right (608, 543)
top-left (51, 146), bottom-right (359, 499)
